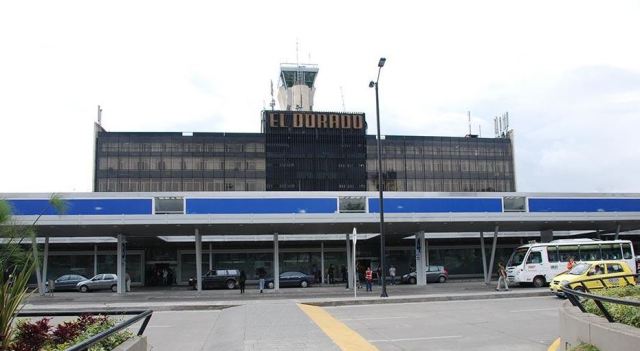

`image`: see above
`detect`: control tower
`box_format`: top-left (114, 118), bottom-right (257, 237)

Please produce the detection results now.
top-left (277, 63), bottom-right (319, 111)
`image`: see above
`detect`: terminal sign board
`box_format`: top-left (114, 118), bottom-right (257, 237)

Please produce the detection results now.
top-left (265, 111), bottom-right (365, 131)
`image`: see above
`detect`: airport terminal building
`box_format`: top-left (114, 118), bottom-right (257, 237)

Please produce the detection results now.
top-left (6, 62), bottom-right (639, 289)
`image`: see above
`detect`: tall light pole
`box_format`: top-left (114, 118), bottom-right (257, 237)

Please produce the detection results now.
top-left (369, 57), bottom-right (388, 298)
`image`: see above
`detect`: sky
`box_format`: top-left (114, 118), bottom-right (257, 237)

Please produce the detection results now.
top-left (1, 0), bottom-right (639, 193)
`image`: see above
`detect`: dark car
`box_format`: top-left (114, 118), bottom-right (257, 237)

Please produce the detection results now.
top-left (189, 269), bottom-right (240, 290)
top-left (265, 271), bottom-right (314, 288)
top-left (76, 274), bottom-right (118, 292)
top-left (46, 274), bottom-right (88, 292)
top-left (401, 265), bottom-right (448, 284)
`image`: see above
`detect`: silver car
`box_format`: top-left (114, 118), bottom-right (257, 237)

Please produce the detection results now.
top-left (76, 273), bottom-right (118, 292)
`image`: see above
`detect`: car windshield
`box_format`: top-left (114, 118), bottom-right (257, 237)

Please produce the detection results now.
top-left (569, 263), bottom-right (591, 275)
top-left (508, 248), bottom-right (529, 267)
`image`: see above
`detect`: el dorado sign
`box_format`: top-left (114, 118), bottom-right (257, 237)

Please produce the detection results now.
top-left (266, 111), bottom-right (365, 130)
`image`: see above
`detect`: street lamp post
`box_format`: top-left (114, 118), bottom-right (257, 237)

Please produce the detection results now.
top-left (370, 57), bottom-right (388, 298)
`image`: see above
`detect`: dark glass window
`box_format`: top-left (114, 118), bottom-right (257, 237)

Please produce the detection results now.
top-left (155, 197), bottom-right (184, 214)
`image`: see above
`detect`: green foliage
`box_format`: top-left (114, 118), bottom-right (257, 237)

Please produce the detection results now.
top-left (569, 344), bottom-right (600, 351)
top-left (583, 286), bottom-right (640, 328)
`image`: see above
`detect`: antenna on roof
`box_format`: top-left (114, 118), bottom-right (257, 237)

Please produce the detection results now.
top-left (479, 125), bottom-right (482, 137)
top-left (269, 80), bottom-right (275, 110)
top-left (97, 105), bottom-right (103, 125)
top-left (467, 111), bottom-right (472, 135)
top-left (340, 86), bottom-right (346, 112)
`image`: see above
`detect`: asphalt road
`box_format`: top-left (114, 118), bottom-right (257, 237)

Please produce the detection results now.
top-left (138, 296), bottom-right (562, 351)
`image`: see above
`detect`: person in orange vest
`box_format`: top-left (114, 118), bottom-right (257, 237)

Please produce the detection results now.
top-left (365, 267), bottom-right (373, 292)
top-left (566, 257), bottom-right (575, 271)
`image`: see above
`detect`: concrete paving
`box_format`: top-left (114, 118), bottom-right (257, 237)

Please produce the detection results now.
top-left (19, 281), bottom-right (559, 351)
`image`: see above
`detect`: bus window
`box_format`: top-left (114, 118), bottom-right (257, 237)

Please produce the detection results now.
top-left (622, 243), bottom-right (633, 260)
top-left (558, 245), bottom-right (579, 262)
top-left (526, 251), bottom-right (542, 264)
top-left (579, 244), bottom-right (601, 261)
top-left (547, 246), bottom-right (559, 262)
top-left (601, 244), bottom-right (621, 260)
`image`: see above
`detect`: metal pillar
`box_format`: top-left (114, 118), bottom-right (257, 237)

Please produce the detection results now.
top-left (487, 226), bottom-right (499, 284)
top-left (42, 237), bottom-right (49, 291)
top-left (274, 233), bottom-right (279, 291)
top-left (31, 236), bottom-right (44, 295)
top-left (416, 231), bottom-right (427, 286)
top-left (195, 229), bottom-right (202, 292)
top-left (480, 232), bottom-right (488, 282)
top-left (320, 242), bottom-right (325, 284)
top-left (93, 244), bottom-right (98, 276)
top-left (209, 242), bottom-right (213, 271)
top-left (352, 228), bottom-right (358, 297)
top-left (345, 233), bottom-right (352, 288)
top-left (117, 234), bottom-right (124, 294)
top-left (614, 224), bottom-right (621, 240)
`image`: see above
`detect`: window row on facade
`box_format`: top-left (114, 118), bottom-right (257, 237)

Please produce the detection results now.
top-left (96, 178), bottom-right (266, 192)
top-left (99, 141), bottom-right (265, 153)
top-left (366, 158), bottom-right (514, 175)
top-left (98, 157), bottom-right (266, 171)
top-left (366, 178), bottom-right (515, 192)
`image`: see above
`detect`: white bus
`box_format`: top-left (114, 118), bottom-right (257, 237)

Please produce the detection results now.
top-left (506, 239), bottom-right (636, 287)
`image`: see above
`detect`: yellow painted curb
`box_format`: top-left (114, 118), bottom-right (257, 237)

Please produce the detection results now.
top-left (548, 337), bottom-right (561, 351)
top-left (298, 303), bottom-right (378, 351)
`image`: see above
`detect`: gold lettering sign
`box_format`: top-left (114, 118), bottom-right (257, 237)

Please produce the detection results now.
top-left (329, 114), bottom-right (339, 128)
top-left (267, 112), bottom-right (365, 130)
top-left (304, 114), bottom-right (316, 128)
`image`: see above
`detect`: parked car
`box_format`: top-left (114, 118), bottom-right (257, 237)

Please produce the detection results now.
top-left (46, 274), bottom-right (88, 292)
top-left (549, 261), bottom-right (636, 297)
top-left (401, 265), bottom-right (448, 284)
top-left (265, 271), bottom-right (314, 288)
top-left (189, 269), bottom-right (240, 290)
top-left (76, 274), bottom-right (118, 292)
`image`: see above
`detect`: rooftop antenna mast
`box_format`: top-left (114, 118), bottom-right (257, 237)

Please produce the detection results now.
top-left (295, 39), bottom-right (304, 111)
top-left (467, 111), bottom-right (472, 135)
top-left (269, 80), bottom-right (276, 110)
top-left (340, 86), bottom-right (346, 112)
top-left (97, 105), bottom-right (103, 125)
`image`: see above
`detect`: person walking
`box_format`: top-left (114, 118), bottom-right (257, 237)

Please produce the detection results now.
top-left (341, 265), bottom-right (348, 288)
top-left (239, 270), bottom-right (246, 294)
top-left (389, 265), bottom-right (396, 285)
top-left (125, 272), bottom-right (131, 292)
top-left (328, 264), bottom-right (335, 284)
top-left (496, 261), bottom-right (509, 291)
top-left (258, 267), bottom-right (266, 293)
top-left (365, 267), bottom-right (373, 292)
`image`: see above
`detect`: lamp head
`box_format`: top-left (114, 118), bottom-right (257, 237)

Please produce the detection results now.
top-left (369, 81), bottom-right (375, 88)
top-left (378, 57), bottom-right (386, 68)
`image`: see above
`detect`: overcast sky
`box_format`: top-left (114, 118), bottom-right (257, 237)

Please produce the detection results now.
top-left (1, 1), bottom-right (639, 193)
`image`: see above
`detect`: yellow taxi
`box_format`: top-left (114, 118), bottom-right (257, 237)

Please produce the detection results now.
top-left (549, 260), bottom-right (636, 297)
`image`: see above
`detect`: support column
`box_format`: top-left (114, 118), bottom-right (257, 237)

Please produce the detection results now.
top-left (274, 233), bottom-right (279, 291)
top-left (345, 233), bottom-right (352, 288)
top-left (117, 234), bottom-right (124, 294)
top-left (209, 242), bottom-right (213, 271)
top-left (31, 236), bottom-right (44, 295)
top-left (480, 231), bottom-right (488, 283)
top-left (416, 231), bottom-right (426, 286)
top-left (93, 244), bottom-right (98, 276)
top-left (320, 242), bottom-right (325, 285)
top-left (487, 226), bottom-right (499, 284)
top-left (195, 229), bottom-right (202, 292)
top-left (43, 237), bottom-right (49, 292)
top-left (614, 224), bottom-right (621, 240)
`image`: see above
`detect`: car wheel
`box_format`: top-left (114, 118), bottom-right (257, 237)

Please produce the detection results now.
top-left (438, 276), bottom-right (447, 283)
top-left (268, 282), bottom-right (274, 289)
top-left (533, 276), bottom-right (546, 288)
top-left (226, 280), bottom-right (236, 290)
top-left (111, 285), bottom-right (117, 292)
top-left (80, 285), bottom-right (89, 293)
top-left (301, 280), bottom-right (308, 288)
top-left (573, 286), bottom-right (585, 293)
top-left (409, 277), bottom-right (416, 284)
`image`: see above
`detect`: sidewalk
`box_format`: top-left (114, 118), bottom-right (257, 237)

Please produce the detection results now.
top-left (22, 280), bottom-right (551, 313)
